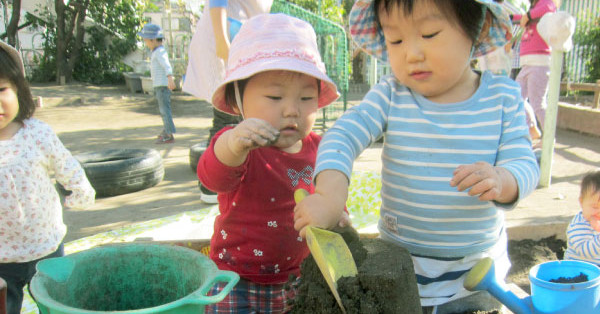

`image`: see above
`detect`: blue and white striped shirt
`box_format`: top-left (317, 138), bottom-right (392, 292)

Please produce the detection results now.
top-left (317, 71), bottom-right (539, 258)
top-left (150, 45), bottom-right (173, 87)
top-left (565, 211), bottom-right (600, 266)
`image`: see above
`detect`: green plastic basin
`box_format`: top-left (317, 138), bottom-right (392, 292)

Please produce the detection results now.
top-left (30, 243), bottom-right (238, 313)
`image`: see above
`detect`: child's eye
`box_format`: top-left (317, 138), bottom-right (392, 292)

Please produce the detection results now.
top-left (423, 31), bottom-right (440, 39)
top-left (389, 39), bottom-right (403, 45)
top-left (301, 96), bottom-right (315, 101)
top-left (267, 95), bottom-right (282, 100)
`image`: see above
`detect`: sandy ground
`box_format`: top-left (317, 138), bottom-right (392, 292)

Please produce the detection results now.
top-left (29, 83), bottom-right (600, 244)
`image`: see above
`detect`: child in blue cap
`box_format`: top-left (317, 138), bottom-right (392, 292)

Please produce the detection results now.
top-left (138, 23), bottom-right (176, 144)
top-left (293, 0), bottom-right (540, 312)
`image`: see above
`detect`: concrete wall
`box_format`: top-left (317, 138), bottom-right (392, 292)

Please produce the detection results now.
top-left (557, 103), bottom-right (600, 137)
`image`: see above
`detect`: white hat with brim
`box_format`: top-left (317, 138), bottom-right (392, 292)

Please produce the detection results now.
top-left (349, 0), bottom-right (513, 63)
top-left (0, 40), bottom-right (25, 75)
top-left (211, 13), bottom-right (339, 116)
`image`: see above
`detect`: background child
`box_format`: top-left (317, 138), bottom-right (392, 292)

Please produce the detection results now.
top-left (197, 13), bottom-right (339, 313)
top-left (138, 23), bottom-right (177, 144)
top-left (0, 41), bottom-right (95, 314)
top-left (565, 170), bottom-right (600, 265)
top-left (293, 0), bottom-right (540, 313)
top-left (512, 0), bottom-right (560, 144)
top-left (183, 0), bottom-right (273, 203)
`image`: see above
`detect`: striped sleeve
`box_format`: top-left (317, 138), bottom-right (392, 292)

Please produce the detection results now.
top-left (565, 212), bottom-right (600, 265)
top-left (315, 76), bottom-right (393, 179)
top-left (490, 78), bottom-right (540, 207)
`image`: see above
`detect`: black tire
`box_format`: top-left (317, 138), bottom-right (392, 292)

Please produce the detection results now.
top-left (74, 148), bottom-right (164, 198)
top-left (189, 143), bottom-right (207, 173)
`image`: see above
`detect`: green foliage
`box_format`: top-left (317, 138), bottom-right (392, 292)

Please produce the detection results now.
top-left (286, 0), bottom-right (345, 24)
top-left (573, 13), bottom-right (600, 83)
top-left (28, 0), bottom-right (148, 84)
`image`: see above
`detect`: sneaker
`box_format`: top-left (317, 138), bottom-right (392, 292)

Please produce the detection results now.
top-left (157, 130), bottom-right (167, 139)
top-left (199, 182), bottom-right (218, 204)
top-left (156, 134), bottom-right (174, 144)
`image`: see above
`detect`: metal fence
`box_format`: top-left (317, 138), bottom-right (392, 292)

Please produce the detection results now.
top-left (562, 0), bottom-right (600, 82)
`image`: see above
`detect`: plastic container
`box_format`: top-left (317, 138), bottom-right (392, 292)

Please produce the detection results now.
top-left (529, 260), bottom-right (600, 313)
top-left (30, 243), bottom-right (238, 314)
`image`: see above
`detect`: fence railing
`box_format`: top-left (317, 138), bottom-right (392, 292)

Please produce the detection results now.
top-left (562, 0), bottom-right (600, 83)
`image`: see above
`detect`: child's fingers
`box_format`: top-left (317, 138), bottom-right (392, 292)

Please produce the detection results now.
top-left (237, 118), bottom-right (280, 146)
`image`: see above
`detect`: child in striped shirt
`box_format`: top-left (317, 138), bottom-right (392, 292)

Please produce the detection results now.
top-left (565, 170), bottom-right (600, 265)
top-left (293, 0), bottom-right (540, 312)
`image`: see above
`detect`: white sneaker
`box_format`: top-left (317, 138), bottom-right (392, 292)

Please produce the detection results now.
top-left (199, 182), bottom-right (218, 204)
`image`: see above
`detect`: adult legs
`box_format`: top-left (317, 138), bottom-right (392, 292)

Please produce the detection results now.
top-left (208, 108), bottom-right (241, 143)
top-left (516, 66), bottom-right (545, 141)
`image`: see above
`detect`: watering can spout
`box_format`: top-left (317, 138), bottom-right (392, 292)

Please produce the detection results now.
top-left (464, 257), bottom-right (533, 314)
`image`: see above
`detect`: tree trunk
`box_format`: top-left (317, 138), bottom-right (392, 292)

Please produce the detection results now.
top-left (54, 0), bottom-right (90, 84)
top-left (5, 0), bottom-right (21, 46)
top-left (55, 0), bottom-right (67, 84)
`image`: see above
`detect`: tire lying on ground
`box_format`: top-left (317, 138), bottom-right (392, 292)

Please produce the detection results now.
top-left (73, 148), bottom-right (164, 198)
top-left (189, 143), bottom-right (207, 173)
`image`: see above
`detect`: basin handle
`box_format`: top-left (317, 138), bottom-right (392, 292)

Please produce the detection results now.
top-left (188, 270), bottom-right (240, 305)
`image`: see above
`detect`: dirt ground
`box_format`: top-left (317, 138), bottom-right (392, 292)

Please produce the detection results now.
top-left (29, 82), bottom-right (600, 305)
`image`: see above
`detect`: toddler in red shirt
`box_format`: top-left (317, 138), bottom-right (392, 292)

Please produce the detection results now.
top-left (197, 13), bottom-right (339, 313)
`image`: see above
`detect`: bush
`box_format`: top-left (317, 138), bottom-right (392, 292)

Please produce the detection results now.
top-left (27, 0), bottom-right (147, 84)
top-left (574, 14), bottom-right (600, 83)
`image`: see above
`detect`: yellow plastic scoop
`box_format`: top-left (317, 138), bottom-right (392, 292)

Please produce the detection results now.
top-left (294, 189), bottom-right (358, 314)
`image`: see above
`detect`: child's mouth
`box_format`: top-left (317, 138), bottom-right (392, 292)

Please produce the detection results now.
top-left (410, 71), bottom-right (431, 80)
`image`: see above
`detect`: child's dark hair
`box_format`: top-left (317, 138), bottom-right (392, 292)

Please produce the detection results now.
top-left (0, 47), bottom-right (36, 121)
top-left (581, 170), bottom-right (600, 199)
top-left (224, 79), bottom-right (249, 114)
top-left (373, 0), bottom-right (486, 45)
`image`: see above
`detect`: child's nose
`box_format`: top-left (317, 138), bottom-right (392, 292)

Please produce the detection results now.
top-left (405, 42), bottom-right (425, 63)
top-left (283, 101), bottom-right (300, 117)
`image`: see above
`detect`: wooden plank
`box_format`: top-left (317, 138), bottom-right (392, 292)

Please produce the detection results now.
top-left (559, 80), bottom-right (600, 109)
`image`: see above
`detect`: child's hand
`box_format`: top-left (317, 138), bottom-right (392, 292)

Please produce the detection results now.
top-left (167, 76), bottom-right (176, 90)
top-left (582, 199), bottom-right (600, 232)
top-left (227, 118), bottom-right (279, 156)
top-left (294, 192), bottom-right (342, 238)
top-left (450, 161), bottom-right (518, 203)
top-left (586, 214), bottom-right (600, 232)
top-left (520, 14), bottom-right (529, 28)
top-left (293, 170), bottom-right (349, 238)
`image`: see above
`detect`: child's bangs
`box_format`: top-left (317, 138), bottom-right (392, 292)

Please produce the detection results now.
top-left (374, 0), bottom-right (484, 43)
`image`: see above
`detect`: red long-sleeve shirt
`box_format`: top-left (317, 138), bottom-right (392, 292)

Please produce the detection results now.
top-left (198, 127), bottom-right (319, 283)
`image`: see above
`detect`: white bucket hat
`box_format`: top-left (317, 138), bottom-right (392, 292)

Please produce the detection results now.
top-left (349, 0), bottom-right (513, 63)
top-left (211, 13), bottom-right (340, 116)
top-left (0, 40), bottom-right (25, 75)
